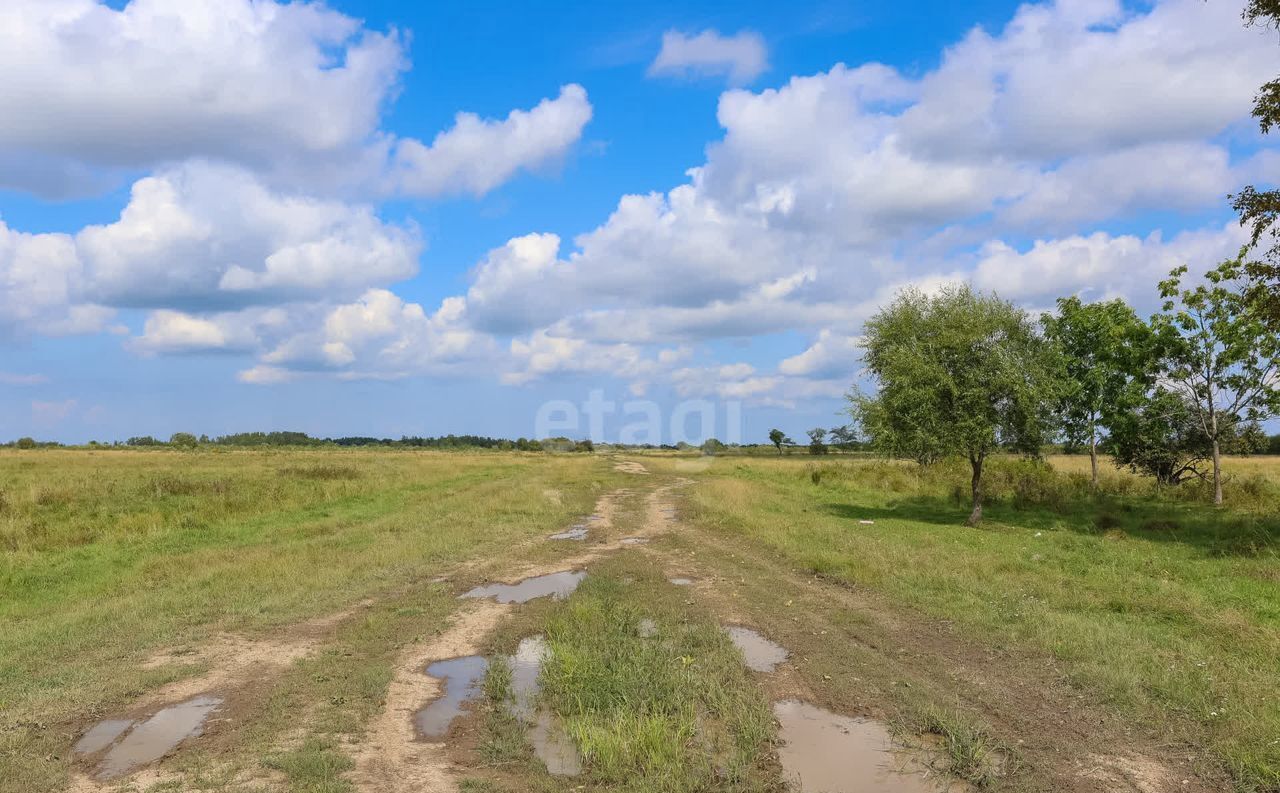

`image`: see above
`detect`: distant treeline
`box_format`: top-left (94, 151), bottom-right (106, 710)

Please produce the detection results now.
top-left (4, 431), bottom-right (592, 451)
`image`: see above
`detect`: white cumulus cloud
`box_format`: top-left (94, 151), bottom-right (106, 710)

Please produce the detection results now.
top-left (390, 85), bottom-right (593, 197)
top-left (649, 29), bottom-right (769, 85)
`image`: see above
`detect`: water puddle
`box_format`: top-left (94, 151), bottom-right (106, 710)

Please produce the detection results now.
top-left (529, 711), bottom-right (582, 776)
top-left (620, 537), bottom-right (649, 545)
top-left (415, 656), bottom-right (489, 739)
top-left (549, 526), bottom-right (588, 540)
top-left (669, 577), bottom-right (694, 586)
top-left (74, 719), bottom-right (134, 756)
top-left (773, 700), bottom-right (956, 793)
top-left (503, 635), bottom-right (582, 776)
top-left (725, 626), bottom-right (789, 673)
top-left (460, 570), bottom-right (586, 604)
top-left (508, 636), bottom-right (547, 722)
top-left (78, 696), bottom-right (223, 779)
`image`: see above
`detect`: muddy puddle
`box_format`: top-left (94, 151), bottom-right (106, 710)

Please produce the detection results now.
top-left (529, 711), bottom-right (582, 776)
top-left (774, 700), bottom-right (959, 793)
top-left (726, 626), bottom-right (789, 672)
top-left (415, 656), bottom-right (489, 739)
top-left (549, 526), bottom-right (588, 540)
top-left (411, 635), bottom-right (583, 774)
top-left (505, 635), bottom-right (582, 776)
top-left (76, 695), bottom-right (223, 779)
top-left (73, 719), bottom-right (134, 756)
top-left (461, 570), bottom-right (586, 604)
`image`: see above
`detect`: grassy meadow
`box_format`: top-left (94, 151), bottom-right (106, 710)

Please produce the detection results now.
top-left (0, 448), bottom-right (622, 793)
top-left (664, 453), bottom-right (1280, 791)
top-left (3, 447), bottom-right (1279, 792)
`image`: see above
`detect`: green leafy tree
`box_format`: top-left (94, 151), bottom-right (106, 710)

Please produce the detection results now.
top-left (15, 437), bottom-right (35, 450)
top-left (169, 432), bottom-right (198, 449)
top-left (1232, 2), bottom-right (1280, 325)
top-left (806, 428), bottom-right (828, 455)
top-left (1226, 422), bottom-right (1270, 456)
top-left (701, 437), bottom-right (726, 456)
top-left (1108, 390), bottom-right (1212, 485)
top-left (1041, 297), bottom-right (1155, 489)
top-left (852, 285), bottom-right (1059, 525)
top-left (828, 425), bottom-right (857, 449)
top-left (1109, 390), bottom-right (1270, 484)
top-left (1151, 258), bottom-right (1280, 504)
top-left (767, 428), bottom-right (791, 455)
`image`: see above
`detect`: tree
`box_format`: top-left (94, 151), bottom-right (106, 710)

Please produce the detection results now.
top-left (1041, 297), bottom-right (1155, 489)
top-left (828, 425), bottom-right (858, 449)
top-left (806, 428), bottom-right (828, 455)
top-left (767, 428), bottom-right (791, 455)
top-left (1108, 390), bottom-right (1212, 485)
top-left (1110, 390), bottom-right (1270, 484)
top-left (852, 285), bottom-right (1059, 525)
top-left (169, 432), bottom-right (198, 449)
top-left (1151, 258), bottom-right (1280, 504)
top-left (1232, 2), bottom-right (1280, 326)
top-left (701, 437), bottom-right (726, 456)
top-left (15, 437), bottom-right (35, 450)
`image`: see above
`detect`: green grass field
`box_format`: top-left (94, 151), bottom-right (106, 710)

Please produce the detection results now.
top-left (2, 448), bottom-right (1278, 792)
top-left (0, 449), bottom-right (622, 793)
top-left (671, 454), bottom-right (1280, 791)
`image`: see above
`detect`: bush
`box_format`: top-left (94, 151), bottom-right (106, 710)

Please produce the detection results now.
top-left (15, 437), bottom-right (35, 450)
top-left (169, 432), bottom-right (198, 448)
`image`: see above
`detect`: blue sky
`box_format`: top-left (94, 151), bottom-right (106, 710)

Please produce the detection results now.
top-left (0, 0), bottom-right (1275, 444)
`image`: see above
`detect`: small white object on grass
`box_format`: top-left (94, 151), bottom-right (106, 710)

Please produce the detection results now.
top-left (859, 520), bottom-right (874, 525)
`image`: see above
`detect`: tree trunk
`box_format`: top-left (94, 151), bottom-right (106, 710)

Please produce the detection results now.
top-left (1212, 438), bottom-right (1223, 506)
top-left (966, 452), bottom-right (985, 526)
top-left (1089, 427), bottom-right (1099, 491)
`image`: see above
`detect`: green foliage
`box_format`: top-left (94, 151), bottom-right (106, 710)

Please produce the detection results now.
top-left (805, 427), bottom-right (828, 455)
top-left (851, 285), bottom-right (1060, 523)
top-left (15, 437), bottom-right (35, 450)
top-left (827, 425), bottom-right (858, 448)
top-left (1041, 297), bottom-right (1154, 483)
top-left (1151, 258), bottom-right (1280, 502)
top-left (168, 432), bottom-right (198, 448)
top-left (767, 428), bottom-right (791, 455)
top-left (700, 437), bottom-right (726, 455)
top-left (1107, 390), bottom-right (1212, 485)
top-left (1234, 2), bottom-right (1280, 326)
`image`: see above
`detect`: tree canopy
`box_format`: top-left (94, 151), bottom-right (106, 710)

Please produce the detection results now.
top-left (1041, 297), bottom-right (1155, 487)
top-left (852, 285), bottom-right (1059, 525)
top-left (1150, 258), bottom-right (1280, 503)
top-left (1233, 0), bottom-right (1280, 325)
